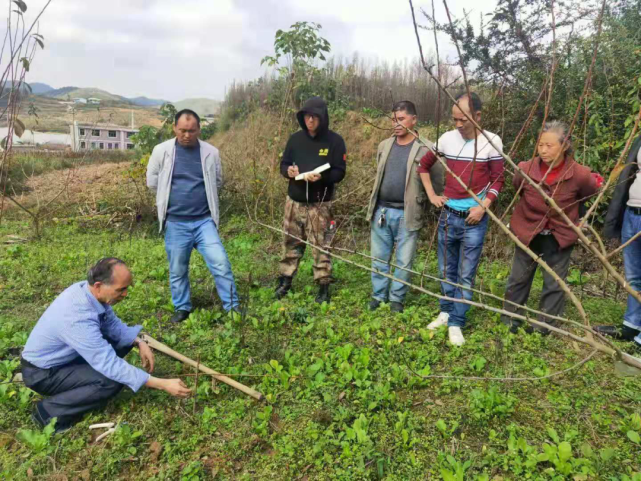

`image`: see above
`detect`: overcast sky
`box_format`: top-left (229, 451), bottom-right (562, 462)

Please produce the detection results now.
top-left (24, 0), bottom-right (497, 102)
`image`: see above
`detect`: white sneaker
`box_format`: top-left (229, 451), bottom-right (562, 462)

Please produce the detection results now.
top-left (448, 326), bottom-right (465, 346)
top-left (427, 312), bottom-right (449, 330)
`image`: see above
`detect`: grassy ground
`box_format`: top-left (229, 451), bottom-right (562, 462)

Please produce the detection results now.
top-left (1, 209), bottom-right (640, 480)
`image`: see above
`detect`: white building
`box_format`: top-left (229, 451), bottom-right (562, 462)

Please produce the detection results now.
top-left (70, 121), bottom-right (138, 152)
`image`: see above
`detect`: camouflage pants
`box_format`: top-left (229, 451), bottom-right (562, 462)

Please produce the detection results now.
top-left (279, 197), bottom-right (333, 284)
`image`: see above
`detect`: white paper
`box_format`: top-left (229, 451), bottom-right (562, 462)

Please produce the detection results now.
top-left (295, 163), bottom-right (330, 181)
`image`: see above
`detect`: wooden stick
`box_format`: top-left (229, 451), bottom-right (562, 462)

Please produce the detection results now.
top-left (141, 335), bottom-right (264, 401)
top-left (193, 353), bottom-right (200, 416)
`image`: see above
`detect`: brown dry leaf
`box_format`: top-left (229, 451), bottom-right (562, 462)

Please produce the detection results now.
top-left (0, 434), bottom-right (13, 449)
top-left (79, 469), bottom-right (91, 481)
top-left (149, 441), bottom-right (163, 463)
top-left (27, 468), bottom-right (34, 478)
top-left (338, 391), bottom-right (346, 401)
top-left (435, 399), bottom-right (444, 406)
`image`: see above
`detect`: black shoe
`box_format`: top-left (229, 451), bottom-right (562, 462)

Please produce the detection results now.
top-left (275, 276), bottom-right (293, 299)
top-left (31, 406), bottom-right (45, 429)
top-left (315, 284), bottom-right (330, 304)
top-left (503, 320), bottom-right (535, 334)
top-left (531, 325), bottom-right (551, 336)
top-left (390, 301), bottom-right (404, 313)
top-left (369, 299), bottom-right (382, 311)
top-left (594, 325), bottom-right (638, 341)
top-left (170, 310), bottom-right (190, 324)
top-left (31, 405), bottom-right (72, 434)
top-left (502, 318), bottom-right (520, 334)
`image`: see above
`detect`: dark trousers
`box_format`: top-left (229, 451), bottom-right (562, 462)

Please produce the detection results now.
top-left (21, 342), bottom-right (133, 429)
top-left (500, 234), bottom-right (573, 332)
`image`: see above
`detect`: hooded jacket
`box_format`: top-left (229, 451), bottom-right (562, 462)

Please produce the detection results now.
top-left (603, 135), bottom-right (641, 240)
top-left (280, 97), bottom-right (347, 203)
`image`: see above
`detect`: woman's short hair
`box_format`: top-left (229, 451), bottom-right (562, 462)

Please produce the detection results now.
top-left (541, 120), bottom-right (573, 155)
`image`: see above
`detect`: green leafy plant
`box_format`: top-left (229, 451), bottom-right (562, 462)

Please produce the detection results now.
top-left (16, 419), bottom-right (56, 453)
top-left (439, 454), bottom-right (471, 481)
top-left (253, 405), bottom-right (273, 437)
top-left (469, 386), bottom-right (516, 421)
top-left (436, 418), bottom-right (460, 439)
top-left (113, 424), bottom-right (144, 455)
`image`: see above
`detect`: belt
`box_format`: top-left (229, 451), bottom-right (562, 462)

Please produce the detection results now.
top-left (628, 206), bottom-right (641, 216)
top-left (443, 204), bottom-right (468, 218)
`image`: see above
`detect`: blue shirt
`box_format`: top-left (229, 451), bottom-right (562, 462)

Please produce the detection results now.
top-left (166, 142), bottom-right (211, 222)
top-left (22, 282), bottom-right (149, 392)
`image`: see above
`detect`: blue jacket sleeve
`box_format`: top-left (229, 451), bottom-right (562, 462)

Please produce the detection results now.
top-left (61, 312), bottom-right (149, 392)
top-left (101, 307), bottom-right (142, 351)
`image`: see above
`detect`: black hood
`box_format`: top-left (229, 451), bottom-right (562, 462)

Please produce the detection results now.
top-left (296, 97), bottom-right (329, 136)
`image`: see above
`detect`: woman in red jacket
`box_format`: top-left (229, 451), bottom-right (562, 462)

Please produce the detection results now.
top-left (500, 121), bottom-right (601, 334)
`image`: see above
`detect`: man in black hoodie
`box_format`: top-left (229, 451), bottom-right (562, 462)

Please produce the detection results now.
top-left (275, 97), bottom-right (347, 303)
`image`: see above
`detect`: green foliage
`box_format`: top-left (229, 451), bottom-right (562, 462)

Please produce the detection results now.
top-left (261, 21), bottom-right (330, 72)
top-left (16, 419), bottom-right (57, 453)
top-left (439, 454), bottom-right (472, 481)
top-left (130, 125), bottom-right (161, 155)
top-left (469, 386), bottom-right (516, 421)
top-left (253, 405), bottom-right (273, 437)
top-left (1, 211), bottom-right (641, 478)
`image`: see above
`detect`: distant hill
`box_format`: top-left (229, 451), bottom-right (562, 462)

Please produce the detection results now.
top-left (26, 84), bottom-right (219, 114)
top-left (37, 86), bottom-right (169, 107)
top-left (41, 86), bottom-right (79, 99)
top-left (128, 96), bottom-right (168, 107)
top-left (174, 98), bottom-right (221, 117)
top-left (0, 81), bottom-right (31, 104)
top-left (44, 87), bottom-right (127, 102)
top-left (29, 82), bottom-right (53, 95)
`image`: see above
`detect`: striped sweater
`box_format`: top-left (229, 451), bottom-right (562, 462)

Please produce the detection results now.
top-left (417, 129), bottom-right (505, 202)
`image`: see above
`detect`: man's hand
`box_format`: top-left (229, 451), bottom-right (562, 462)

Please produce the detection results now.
top-left (287, 165), bottom-right (300, 178)
top-left (161, 379), bottom-right (192, 398)
top-left (429, 194), bottom-right (448, 208)
top-left (466, 205), bottom-right (486, 225)
top-left (146, 377), bottom-right (192, 397)
top-left (137, 341), bottom-right (155, 373)
top-left (304, 172), bottom-right (322, 183)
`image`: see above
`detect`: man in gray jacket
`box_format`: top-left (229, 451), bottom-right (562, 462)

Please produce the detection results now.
top-left (146, 109), bottom-right (239, 323)
top-left (366, 101), bottom-right (443, 313)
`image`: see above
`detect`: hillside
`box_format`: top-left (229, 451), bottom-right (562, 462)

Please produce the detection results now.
top-left (44, 87), bottom-right (125, 102)
top-left (7, 94), bottom-right (164, 132)
top-left (174, 97), bottom-right (221, 116)
top-left (28, 82), bottom-right (53, 95)
top-left (127, 96), bottom-right (168, 107)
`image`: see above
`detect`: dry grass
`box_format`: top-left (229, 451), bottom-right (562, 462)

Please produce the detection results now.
top-left (1, 161), bottom-right (139, 218)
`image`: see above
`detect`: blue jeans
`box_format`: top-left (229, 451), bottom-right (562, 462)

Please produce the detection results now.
top-left (371, 206), bottom-right (419, 304)
top-left (164, 218), bottom-right (239, 312)
top-left (437, 211), bottom-right (489, 328)
top-left (622, 208), bottom-right (641, 345)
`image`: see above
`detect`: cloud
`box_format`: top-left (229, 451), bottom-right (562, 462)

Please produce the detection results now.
top-left (23, 0), bottom-right (494, 101)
